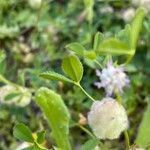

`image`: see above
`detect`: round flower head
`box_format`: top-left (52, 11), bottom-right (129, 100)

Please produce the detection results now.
top-left (95, 61), bottom-right (129, 96)
top-left (88, 97), bottom-right (129, 139)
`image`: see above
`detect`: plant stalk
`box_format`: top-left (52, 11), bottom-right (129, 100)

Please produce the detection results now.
top-left (76, 83), bottom-right (95, 102)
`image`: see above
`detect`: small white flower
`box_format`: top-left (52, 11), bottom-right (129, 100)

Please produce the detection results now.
top-left (88, 97), bottom-right (129, 139)
top-left (0, 85), bottom-right (31, 107)
top-left (95, 61), bottom-right (129, 96)
top-left (122, 8), bottom-right (135, 22)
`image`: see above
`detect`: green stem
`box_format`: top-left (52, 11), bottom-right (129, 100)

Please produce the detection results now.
top-left (115, 91), bottom-right (130, 149)
top-left (94, 60), bottom-right (103, 69)
top-left (76, 124), bottom-right (95, 139)
top-left (115, 90), bottom-right (122, 104)
top-left (76, 83), bottom-right (95, 102)
top-left (0, 74), bottom-right (20, 89)
top-left (124, 130), bottom-right (130, 150)
top-left (76, 124), bottom-right (103, 147)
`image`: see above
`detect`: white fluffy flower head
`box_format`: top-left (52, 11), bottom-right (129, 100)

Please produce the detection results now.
top-left (95, 61), bottom-right (129, 96)
top-left (88, 97), bottom-right (129, 139)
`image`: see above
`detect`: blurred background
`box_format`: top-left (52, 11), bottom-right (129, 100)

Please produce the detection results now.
top-left (0, 0), bottom-right (149, 149)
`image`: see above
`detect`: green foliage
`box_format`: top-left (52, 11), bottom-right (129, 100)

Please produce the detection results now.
top-left (66, 43), bottom-right (85, 56)
top-left (97, 38), bottom-right (132, 56)
top-left (93, 32), bottom-right (104, 51)
top-left (83, 0), bottom-right (94, 23)
top-left (0, 0), bottom-right (148, 149)
top-left (39, 71), bottom-right (73, 83)
top-left (62, 55), bottom-right (83, 83)
top-left (135, 103), bottom-right (150, 148)
top-left (36, 131), bottom-right (46, 144)
top-left (66, 43), bottom-right (96, 60)
top-left (0, 51), bottom-right (6, 63)
top-left (4, 92), bottom-right (22, 101)
top-left (82, 139), bottom-right (99, 150)
top-left (13, 123), bottom-right (34, 143)
top-left (130, 8), bottom-right (145, 49)
top-left (35, 87), bottom-right (71, 150)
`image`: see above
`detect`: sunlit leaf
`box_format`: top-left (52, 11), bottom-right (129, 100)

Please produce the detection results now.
top-left (135, 104), bottom-right (150, 147)
top-left (62, 55), bottom-right (83, 82)
top-left (130, 8), bottom-right (145, 49)
top-left (35, 87), bottom-right (71, 150)
top-left (4, 92), bottom-right (21, 101)
top-left (97, 38), bottom-right (133, 56)
top-left (66, 42), bottom-right (85, 56)
top-left (39, 71), bottom-right (73, 83)
top-left (84, 51), bottom-right (96, 60)
top-left (13, 123), bottom-right (34, 143)
top-left (82, 139), bottom-right (99, 150)
top-left (93, 32), bottom-right (104, 51)
top-left (36, 130), bottom-right (46, 144)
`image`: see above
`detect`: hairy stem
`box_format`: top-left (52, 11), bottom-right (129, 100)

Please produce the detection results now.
top-left (94, 60), bottom-right (103, 69)
top-left (76, 83), bottom-right (95, 102)
top-left (124, 130), bottom-right (130, 150)
top-left (115, 91), bottom-right (130, 149)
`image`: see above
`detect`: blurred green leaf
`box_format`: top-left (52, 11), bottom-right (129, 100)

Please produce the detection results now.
top-left (83, 0), bottom-right (94, 23)
top-left (0, 51), bottom-right (6, 63)
top-left (130, 8), bottom-right (145, 49)
top-left (116, 24), bottom-right (131, 48)
top-left (66, 42), bottom-right (85, 56)
top-left (82, 139), bottom-right (99, 150)
top-left (39, 71), bottom-right (73, 83)
top-left (35, 87), bottom-right (71, 150)
top-left (62, 55), bottom-right (83, 82)
top-left (93, 32), bottom-right (104, 51)
top-left (84, 51), bottom-right (96, 60)
top-left (4, 92), bottom-right (21, 101)
top-left (135, 104), bottom-right (150, 147)
top-left (97, 38), bottom-right (133, 56)
top-left (37, 131), bottom-right (46, 144)
top-left (13, 123), bottom-right (34, 143)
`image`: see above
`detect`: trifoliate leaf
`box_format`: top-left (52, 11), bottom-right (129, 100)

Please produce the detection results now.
top-left (62, 55), bottom-right (83, 82)
top-left (13, 123), bottom-right (34, 143)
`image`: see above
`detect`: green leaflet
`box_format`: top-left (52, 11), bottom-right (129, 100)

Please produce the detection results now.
top-left (62, 55), bottom-right (83, 83)
top-left (39, 71), bottom-right (73, 83)
top-left (13, 123), bottom-right (34, 143)
top-left (35, 87), bottom-right (71, 150)
top-left (130, 8), bottom-right (145, 49)
top-left (135, 104), bottom-right (150, 148)
top-left (66, 42), bottom-right (96, 60)
top-left (36, 131), bottom-right (46, 144)
top-left (66, 42), bottom-right (85, 56)
top-left (82, 139), bottom-right (99, 150)
top-left (0, 51), bottom-right (6, 64)
top-left (97, 38), bottom-right (133, 56)
top-left (93, 32), bottom-right (104, 52)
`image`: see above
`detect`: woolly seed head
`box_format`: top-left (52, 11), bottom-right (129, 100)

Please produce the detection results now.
top-left (88, 97), bottom-right (129, 139)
